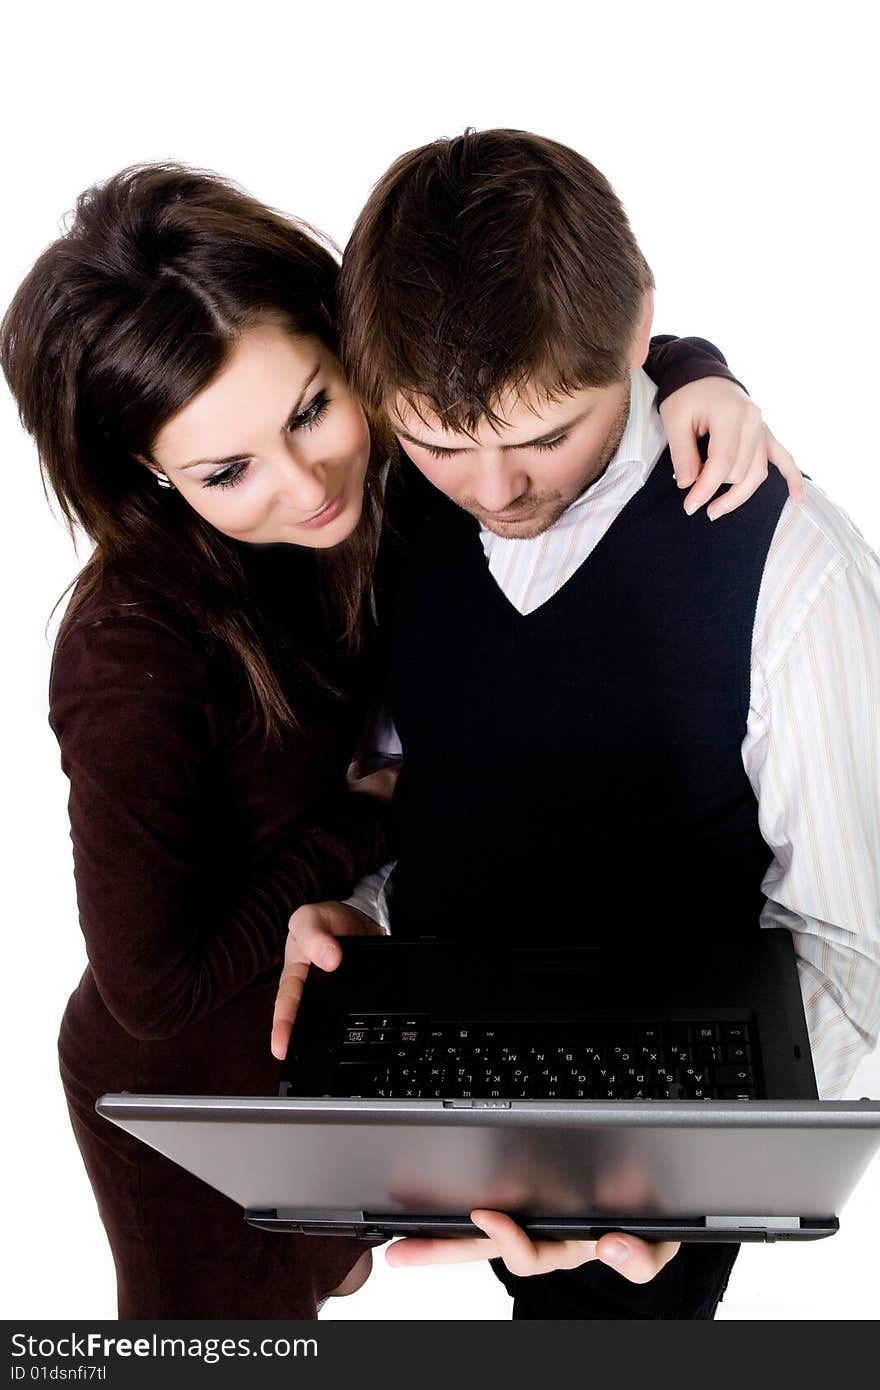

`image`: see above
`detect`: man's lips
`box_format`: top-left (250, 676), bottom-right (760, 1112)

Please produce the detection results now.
top-left (483, 506), bottom-right (541, 523)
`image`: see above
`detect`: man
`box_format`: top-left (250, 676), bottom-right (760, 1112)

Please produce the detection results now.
top-left (274, 129), bottom-right (880, 1318)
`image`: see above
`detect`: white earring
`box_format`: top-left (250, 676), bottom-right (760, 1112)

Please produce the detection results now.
top-left (155, 473), bottom-right (173, 489)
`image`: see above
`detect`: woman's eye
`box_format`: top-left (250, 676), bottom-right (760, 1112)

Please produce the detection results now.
top-left (204, 460), bottom-right (249, 490)
top-left (290, 390), bottom-right (330, 432)
top-left (200, 391), bottom-right (331, 489)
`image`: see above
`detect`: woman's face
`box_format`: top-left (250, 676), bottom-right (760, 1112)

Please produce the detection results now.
top-left (148, 323), bottom-right (371, 548)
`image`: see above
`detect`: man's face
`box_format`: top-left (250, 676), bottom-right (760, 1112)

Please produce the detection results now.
top-left (388, 376), bottom-right (632, 539)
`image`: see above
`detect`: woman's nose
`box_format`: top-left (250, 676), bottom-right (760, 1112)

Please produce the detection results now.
top-left (276, 446), bottom-right (329, 513)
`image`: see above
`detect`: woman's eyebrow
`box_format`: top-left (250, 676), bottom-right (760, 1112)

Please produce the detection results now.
top-left (177, 362), bottom-right (321, 470)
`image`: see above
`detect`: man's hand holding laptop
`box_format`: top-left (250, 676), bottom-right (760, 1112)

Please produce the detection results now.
top-left (271, 900), bottom-right (680, 1284)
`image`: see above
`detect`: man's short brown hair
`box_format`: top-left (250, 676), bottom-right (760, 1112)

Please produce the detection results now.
top-left (338, 127), bottom-right (654, 433)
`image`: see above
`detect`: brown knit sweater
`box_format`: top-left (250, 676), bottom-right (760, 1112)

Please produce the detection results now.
top-left (50, 542), bottom-right (391, 1317)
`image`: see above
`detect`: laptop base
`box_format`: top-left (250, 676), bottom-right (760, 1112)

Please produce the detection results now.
top-left (244, 1209), bottom-right (839, 1243)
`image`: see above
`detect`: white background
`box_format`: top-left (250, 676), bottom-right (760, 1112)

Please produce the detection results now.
top-left (1, 0), bottom-right (877, 1321)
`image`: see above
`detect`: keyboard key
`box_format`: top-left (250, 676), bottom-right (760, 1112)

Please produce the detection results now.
top-left (714, 1065), bottom-right (755, 1085)
top-left (639, 1046), bottom-right (665, 1066)
top-left (338, 1044), bottom-right (396, 1064)
top-left (667, 1047), bottom-right (691, 1067)
top-left (721, 1024), bottom-right (750, 1043)
top-left (651, 1069), bottom-right (678, 1085)
top-left (663, 1026), bottom-right (694, 1045)
top-left (331, 1064), bottom-right (388, 1094)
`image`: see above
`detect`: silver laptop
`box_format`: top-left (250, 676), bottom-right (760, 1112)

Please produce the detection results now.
top-left (98, 930), bottom-right (880, 1243)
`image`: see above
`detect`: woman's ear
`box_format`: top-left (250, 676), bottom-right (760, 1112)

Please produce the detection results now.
top-left (629, 287), bottom-right (655, 370)
top-left (134, 453), bottom-right (174, 488)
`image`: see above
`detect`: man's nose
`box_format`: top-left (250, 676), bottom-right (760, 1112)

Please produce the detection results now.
top-left (470, 457), bottom-right (529, 514)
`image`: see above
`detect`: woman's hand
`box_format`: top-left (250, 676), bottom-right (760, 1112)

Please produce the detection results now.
top-left (270, 900), bottom-right (383, 1060)
top-left (659, 376), bottom-right (804, 521)
top-left (386, 1209), bottom-right (680, 1284)
top-left (347, 764), bottom-right (400, 803)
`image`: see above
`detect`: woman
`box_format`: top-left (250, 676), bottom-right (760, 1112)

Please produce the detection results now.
top-left (0, 163), bottom-right (799, 1319)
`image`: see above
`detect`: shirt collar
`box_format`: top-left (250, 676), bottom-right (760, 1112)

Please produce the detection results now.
top-left (565, 366), bottom-right (666, 517)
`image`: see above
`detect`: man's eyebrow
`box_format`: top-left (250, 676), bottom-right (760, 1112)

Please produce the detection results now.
top-left (177, 363), bottom-right (321, 470)
top-left (395, 408), bottom-right (590, 453)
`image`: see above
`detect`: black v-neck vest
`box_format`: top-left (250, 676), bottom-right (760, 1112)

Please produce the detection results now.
top-left (380, 446), bottom-right (789, 944)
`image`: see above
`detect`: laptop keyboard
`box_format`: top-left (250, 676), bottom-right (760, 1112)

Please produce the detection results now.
top-left (328, 1014), bottom-right (759, 1100)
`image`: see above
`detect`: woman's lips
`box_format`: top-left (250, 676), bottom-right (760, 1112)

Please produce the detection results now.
top-left (298, 488), bottom-right (346, 529)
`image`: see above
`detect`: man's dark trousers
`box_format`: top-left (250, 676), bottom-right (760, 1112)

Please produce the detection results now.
top-left (490, 1243), bottom-right (739, 1319)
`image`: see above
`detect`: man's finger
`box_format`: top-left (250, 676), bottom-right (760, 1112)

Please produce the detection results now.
top-left (595, 1235), bottom-right (680, 1285)
top-left (472, 1211), bottom-right (599, 1276)
top-left (385, 1235), bottom-right (498, 1266)
top-left (469, 1210), bottom-right (542, 1275)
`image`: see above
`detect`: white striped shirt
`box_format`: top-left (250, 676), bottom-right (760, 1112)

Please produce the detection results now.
top-left (348, 368), bottom-right (880, 1098)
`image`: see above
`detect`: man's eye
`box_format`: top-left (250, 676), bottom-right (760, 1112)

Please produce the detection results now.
top-left (534, 433), bottom-right (569, 452)
top-left (422, 433), bottom-right (569, 460)
top-left (424, 445), bottom-right (461, 460)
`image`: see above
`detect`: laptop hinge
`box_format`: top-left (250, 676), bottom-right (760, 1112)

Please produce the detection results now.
top-left (705, 1216), bottom-right (801, 1230)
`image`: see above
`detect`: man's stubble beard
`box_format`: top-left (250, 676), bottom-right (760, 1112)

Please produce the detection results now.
top-left (469, 380), bottom-right (632, 541)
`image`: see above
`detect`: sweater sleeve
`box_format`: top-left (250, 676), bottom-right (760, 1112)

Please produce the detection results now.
top-left (644, 334), bottom-right (747, 406)
top-left (49, 611), bottom-right (391, 1041)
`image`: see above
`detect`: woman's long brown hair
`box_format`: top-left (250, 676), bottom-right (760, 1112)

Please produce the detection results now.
top-left (0, 164), bottom-right (386, 740)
